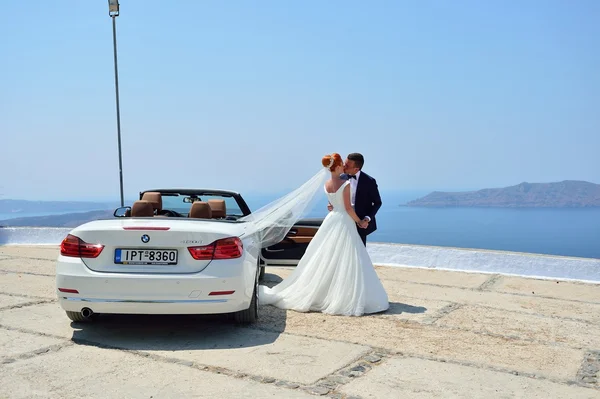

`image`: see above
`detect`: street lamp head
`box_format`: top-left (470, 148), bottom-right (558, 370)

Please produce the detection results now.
top-left (108, 0), bottom-right (120, 17)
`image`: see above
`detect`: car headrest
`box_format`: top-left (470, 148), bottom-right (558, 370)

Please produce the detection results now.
top-left (141, 192), bottom-right (162, 212)
top-left (207, 199), bottom-right (226, 218)
top-left (130, 200), bottom-right (154, 217)
top-left (189, 201), bottom-right (212, 219)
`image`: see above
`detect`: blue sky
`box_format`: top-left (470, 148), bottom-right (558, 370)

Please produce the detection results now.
top-left (1, 0), bottom-right (598, 201)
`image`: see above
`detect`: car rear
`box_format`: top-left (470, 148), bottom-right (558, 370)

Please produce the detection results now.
top-left (55, 218), bottom-right (259, 319)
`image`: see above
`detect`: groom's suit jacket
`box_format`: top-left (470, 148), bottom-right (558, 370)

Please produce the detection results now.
top-left (353, 171), bottom-right (383, 236)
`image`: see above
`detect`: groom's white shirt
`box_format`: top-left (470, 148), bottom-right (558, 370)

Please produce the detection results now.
top-left (350, 170), bottom-right (371, 222)
top-left (349, 170), bottom-right (361, 207)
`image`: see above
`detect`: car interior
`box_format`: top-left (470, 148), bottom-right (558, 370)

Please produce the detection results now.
top-left (114, 190), bottom-right (322, 266)
top-left (125, 191), bottom-right (237, 221)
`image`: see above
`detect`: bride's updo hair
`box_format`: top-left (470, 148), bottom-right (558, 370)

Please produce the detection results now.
top-left (322, 153), bottom-right (343, 171)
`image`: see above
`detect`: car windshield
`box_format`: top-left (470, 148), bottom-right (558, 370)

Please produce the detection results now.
top-left (160, 193), bottom-right (245, 217)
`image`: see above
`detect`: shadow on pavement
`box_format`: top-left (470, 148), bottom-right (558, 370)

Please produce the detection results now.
top-left (260, 272), bottom-right (284, 286)
top-left (361, 301), bottom-right (428, 317)
top-left (383, 302), bottom-right (428, 315)
top-left (70, 308), bottom-right (287, 352)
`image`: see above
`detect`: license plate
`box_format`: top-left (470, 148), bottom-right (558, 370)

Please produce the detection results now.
top-left (114, 249), bottom-right (178, 265)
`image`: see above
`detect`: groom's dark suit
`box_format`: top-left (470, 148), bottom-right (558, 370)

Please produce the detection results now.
top-left (348, 171), bottom-right (382, 245)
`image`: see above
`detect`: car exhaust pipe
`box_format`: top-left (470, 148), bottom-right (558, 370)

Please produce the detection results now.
top-left (81, 307), bottom-right (93, 318)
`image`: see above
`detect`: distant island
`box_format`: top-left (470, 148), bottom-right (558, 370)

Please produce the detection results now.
top-left (405, 180), bottom-right (600, 208)
top-left (2, 180), bottom-right (599, 228)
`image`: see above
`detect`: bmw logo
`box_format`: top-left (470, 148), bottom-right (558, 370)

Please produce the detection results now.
top-left (141, 234), bottom-right (150, 243)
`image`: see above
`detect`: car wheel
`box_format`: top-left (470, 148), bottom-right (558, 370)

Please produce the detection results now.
top-left (65, 311), bottom-right (92, 322)
top-left (233, 269), bottom-right (259, 324)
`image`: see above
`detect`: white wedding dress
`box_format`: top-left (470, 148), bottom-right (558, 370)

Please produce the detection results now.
top-left (258, 180), bottom-right (389, 316)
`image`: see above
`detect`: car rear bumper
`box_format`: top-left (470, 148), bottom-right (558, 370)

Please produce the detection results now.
top-left (58, 297), bottom-right (247, 315)
top-left (56, 255), bottom-right (255, 315)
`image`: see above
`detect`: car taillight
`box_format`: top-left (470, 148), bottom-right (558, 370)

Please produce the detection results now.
top-left (187, 244), bottom-right (214, 260)
top-left (188, 237), bottom-right (243, 260)
top-left (60, 234), bottom-right (104, 258)
top-left (213, 237), bottom-right (243, 259)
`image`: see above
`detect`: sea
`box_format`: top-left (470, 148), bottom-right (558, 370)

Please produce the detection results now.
top-left (250, 190), bottom-right (600, 260)
top-left (1, 190), bottom-right (599, 259)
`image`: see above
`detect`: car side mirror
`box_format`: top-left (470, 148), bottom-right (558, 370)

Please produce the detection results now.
top-left (114, 206), bottom-right (131, 217)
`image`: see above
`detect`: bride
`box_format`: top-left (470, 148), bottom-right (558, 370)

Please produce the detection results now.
top-left (254, 153), bottom-right (389, 316)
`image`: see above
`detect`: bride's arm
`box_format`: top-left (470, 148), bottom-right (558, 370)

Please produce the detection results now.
top-left (343, 185), bottom-right (363, 224)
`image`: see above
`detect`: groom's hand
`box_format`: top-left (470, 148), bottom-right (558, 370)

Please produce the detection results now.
top-left (359, 219), bottom-right (369, 229)
top-left (327, 203), bottom-right (333, 212)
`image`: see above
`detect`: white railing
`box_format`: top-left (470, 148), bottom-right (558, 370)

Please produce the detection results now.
top-left (368, 242), bottom-right (600, 283)
top-left (0, 227), bottom-right (72, 245)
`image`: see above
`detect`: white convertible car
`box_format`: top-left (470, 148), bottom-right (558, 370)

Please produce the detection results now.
top-left (55, 189), bottom-right (322, 324)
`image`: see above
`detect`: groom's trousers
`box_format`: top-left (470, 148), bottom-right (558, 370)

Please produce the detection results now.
top-left (357, 228), bottom-right (367, 246)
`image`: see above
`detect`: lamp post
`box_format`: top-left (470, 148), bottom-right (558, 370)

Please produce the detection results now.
top-left (108, 0), bottom-right (124, 207)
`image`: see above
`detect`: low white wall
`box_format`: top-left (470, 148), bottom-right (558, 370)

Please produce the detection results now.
top-left (1, 228), bottom-right (598, 283)
top-left (368, 242), bottom-right (600, 283)
top-left (0, 227), bottom-right (72, 245)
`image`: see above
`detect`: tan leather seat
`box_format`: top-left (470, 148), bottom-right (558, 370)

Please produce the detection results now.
top-left (130, 200), bottom-right (154, 217)
top-left (208, 199), bottom-right (226, 218)
top-left (189, 202), bottom-right (212, 219)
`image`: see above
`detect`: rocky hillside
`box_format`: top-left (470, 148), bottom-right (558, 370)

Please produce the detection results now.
top-left (406, 180), bottom-right (600, 208)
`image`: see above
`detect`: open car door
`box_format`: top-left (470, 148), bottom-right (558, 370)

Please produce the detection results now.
top-left (259, 218), bottom-right (323, 266)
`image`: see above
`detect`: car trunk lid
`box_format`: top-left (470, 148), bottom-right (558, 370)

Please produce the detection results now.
top-left (63, 218), bottom-right (244, 274)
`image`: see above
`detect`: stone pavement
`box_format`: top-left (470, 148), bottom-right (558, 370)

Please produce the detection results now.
top-left (0, 245), bottom-right (599, 398)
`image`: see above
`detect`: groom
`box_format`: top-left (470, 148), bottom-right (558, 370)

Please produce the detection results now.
top-left (328, 153), bottom-right (383, 246)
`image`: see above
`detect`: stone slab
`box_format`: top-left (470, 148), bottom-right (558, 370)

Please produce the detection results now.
top-left (0, 345), bottom-right (316, 399)
top-left (0, 258), bottom-right (55, 276)
top-left (0, 245), bottom-right (59, 261)
top-left (141, 330), bottom-right (370, 385)
top-left (0, 303), bottom-right (370, 385)
top-left (257, 305), bottom-right (585, 382)
top-left (0, 294), bottom-right (32, 310)
top-left (495, 276), bottom-right (600, 304)
top-left (384, 279), bottom-right (600, 324)
top-left (341, 357), bottom-right (600, 398)
top-left (0, 272), bottom-right (56, 299)
top-left (0, 329), bottom-right (64, 360)
top-left (2, 246), bottom-right (599, 395)
top-left (374, 265), bottom-right (491, 289)
top-left (438, 305), bottom-right (600, 349)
